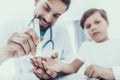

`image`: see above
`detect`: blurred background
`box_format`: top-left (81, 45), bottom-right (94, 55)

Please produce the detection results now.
top-left (0, 0), bottom-right (120, 46)
top-left (0, 0), bottom-right (120, 39)
top-left (0, 0), bottom-right (120, 77)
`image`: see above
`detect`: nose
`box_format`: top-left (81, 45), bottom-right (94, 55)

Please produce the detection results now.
top-left (44, 13), bottom-right (52, 23)
top-left (91, 25), bottom-right (97, 31)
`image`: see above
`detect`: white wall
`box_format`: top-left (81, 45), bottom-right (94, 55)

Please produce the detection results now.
top-left (96, 0), bottom-right (120, 39)
top-left (0, 0), bottom-right (34, 28)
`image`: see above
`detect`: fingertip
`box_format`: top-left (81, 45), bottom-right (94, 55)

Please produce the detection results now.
top-left (37, 68), bottom-right (42, 73)
top-left (46, 70), bottom-right (51, 75)
top-left (41, 60), bottom-right (48, 70)
top-left (47, 70), bottom-right (57, 78)
top-left (47, 70), bottom-right (55, 78)
top-left (52, 52), bottom-right (58, 58)
top-left (42, 60), bottom-right (47, 65)
top-left (41, 60), bottom-right (45, 66)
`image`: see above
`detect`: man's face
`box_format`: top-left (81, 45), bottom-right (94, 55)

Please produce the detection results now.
top-left (84, 12), bottom-right (109, 42)
top-left (34, 0), bottom-right (67, 31)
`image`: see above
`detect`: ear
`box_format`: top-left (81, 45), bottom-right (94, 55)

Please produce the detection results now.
top-left (34, 0), bottom-right (40, 6)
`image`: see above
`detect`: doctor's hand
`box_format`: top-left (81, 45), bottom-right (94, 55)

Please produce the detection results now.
top-left (85, 64), bottom-right (115, 80)
top-left (30, 52), bottom-right (58, 68)
top-left (7, 28), bottom-right (39, 57)
top-left (33, 67), bottom-right (57, 79)
top-left (30, 53), bottom-right (58, 79)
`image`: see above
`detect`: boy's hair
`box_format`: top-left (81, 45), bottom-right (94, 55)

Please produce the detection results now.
top-left (80, 8), bottom-right (108, 29)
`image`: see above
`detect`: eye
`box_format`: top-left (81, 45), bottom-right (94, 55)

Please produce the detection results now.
top-left (43, 5), bottom-right (50, 12)
top-left (85, 24), bottom-right (91, 29)
top-left (95, 20), bottom-right (100, 24)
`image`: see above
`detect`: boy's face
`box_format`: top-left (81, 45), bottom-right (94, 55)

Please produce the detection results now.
top-left (84, 12), bottom-right (109, 42)
top-left (34, 0), bottom-right (67, 31)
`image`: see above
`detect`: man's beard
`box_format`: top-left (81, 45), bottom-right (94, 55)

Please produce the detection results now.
top-left (36, 16), bottom-right (52, 32)
top-left (40, 24), bottom-right (51, 32)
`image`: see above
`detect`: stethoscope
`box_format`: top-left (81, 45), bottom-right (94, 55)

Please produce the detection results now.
top-left (28, 17), bottom-right (54, 50)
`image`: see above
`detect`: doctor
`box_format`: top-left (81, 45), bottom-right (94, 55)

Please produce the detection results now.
top-left (3, 0), bottom-right (75, 79)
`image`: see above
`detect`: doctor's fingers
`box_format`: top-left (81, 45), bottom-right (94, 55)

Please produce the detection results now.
top-left (33, 68), bottom-right (42, 78)
top-left (33, 68), bottom-right (51, 79)
top-left (25, 28), bottom-right (39, 45)
top-left (30, 57), bottom-right (44, 68)
top-left (8, 33), bottom-right (32, 55)
top-left (46, 69), bottom-right (57, 78)
top-left (17, 33), bottom-right (37, 55)
top-left (7, 43), bottom-right (27, 57)
top-left (41, 60), bottom-right (49, 71)
top-left (30, 57), bottom-right (39, 68)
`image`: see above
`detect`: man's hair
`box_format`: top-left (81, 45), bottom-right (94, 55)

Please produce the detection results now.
top-left (80, 8), bottom-right (108, 29)
top-left (61, 0), bottom-right (71, 10)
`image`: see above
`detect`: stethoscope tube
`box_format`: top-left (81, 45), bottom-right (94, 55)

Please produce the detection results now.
top-left (29, 18), bottom-right (54, 50)
top-left (42, 27), bottom-right (54, 50)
